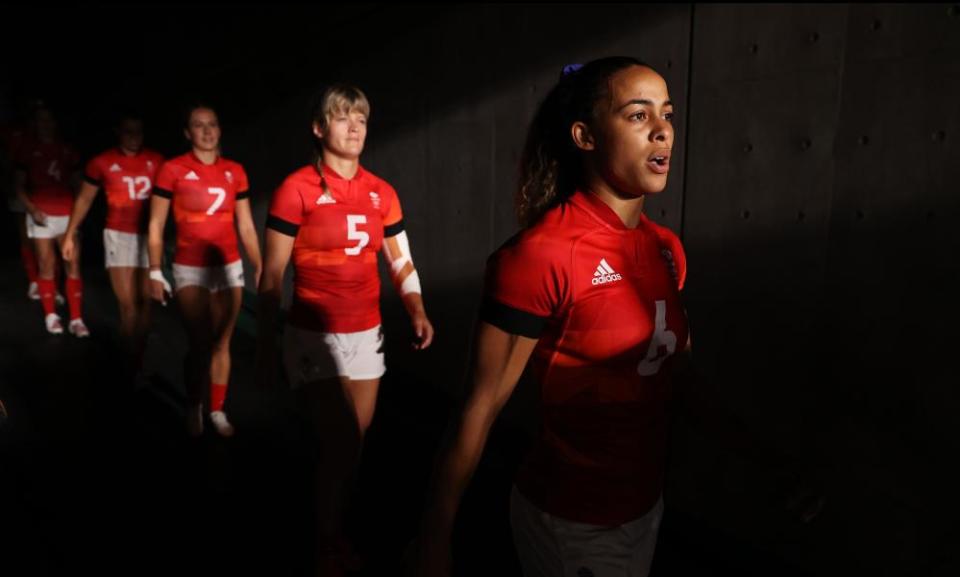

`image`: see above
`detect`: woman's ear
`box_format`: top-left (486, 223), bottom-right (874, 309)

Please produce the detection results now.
top-left (571, 121), bottom-right (595, 151)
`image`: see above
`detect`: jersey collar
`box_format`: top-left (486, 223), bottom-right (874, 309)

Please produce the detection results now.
top-left (573, 190), bottom-right (649, 231)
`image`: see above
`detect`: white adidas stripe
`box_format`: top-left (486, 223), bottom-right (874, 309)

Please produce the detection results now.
top-left (599, 258), bottom-right (614, 274)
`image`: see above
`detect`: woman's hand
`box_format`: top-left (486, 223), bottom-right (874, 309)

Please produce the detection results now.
top-left (30, 207), bottom-right (48, 226)
top-left (410, 311), bottom-right (434, 350)
top-left (61, 234), bottom-right (77, 262)
top-left (149, 269), bottom-right (173, 305)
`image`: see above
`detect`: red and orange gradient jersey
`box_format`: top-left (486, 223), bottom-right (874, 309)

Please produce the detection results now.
top-left (267, 163), bottom-right (404, 333)
top-left (481, 190), bottom-right (689, 526)
top-left (15, 137), bottom-right (80, 216)
top-left (84, 148), bottom-right (164, 234)
top-left (153, 152), bottom-right (249, 267)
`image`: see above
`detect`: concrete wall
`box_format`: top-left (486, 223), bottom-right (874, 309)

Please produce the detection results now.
top-left (65, 4), bottom-right (958, 574)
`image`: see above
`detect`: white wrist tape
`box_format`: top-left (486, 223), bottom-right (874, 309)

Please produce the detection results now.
top-left (150, 269), bottom-right (172, 294)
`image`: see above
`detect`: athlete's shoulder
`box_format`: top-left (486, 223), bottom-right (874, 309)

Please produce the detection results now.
top-left (490, 219), bottom-right (575, 272)
top-left (142, 149), bottom-right (165, 164)
top-left (285, 164), bottom-right (318, 184)
top-left (163, 152), bottom-right (192, 169)
top-left (89, 148), bottom-right (116, 166)
top-left (358, 165), bottom-right (395, 193)
top-left (220, 157), bottom-right (245, 172)
top-left (645, 217), bottom-right (681, 244)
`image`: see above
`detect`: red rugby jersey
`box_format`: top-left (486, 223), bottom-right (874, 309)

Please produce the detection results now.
top-left (84, 148), bottom-right (164, 234)
top-left (15, 138), bottom-right (79, 216)
top-left (153, 152), bottom-right (249, 266)
top-left (482, 190), bottom-right (688, 526)
top-left (267, 162), bottom-right (404, 333)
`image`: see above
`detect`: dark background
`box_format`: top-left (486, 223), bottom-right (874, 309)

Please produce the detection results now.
top-left (1, 4), bottom-right (958, 576)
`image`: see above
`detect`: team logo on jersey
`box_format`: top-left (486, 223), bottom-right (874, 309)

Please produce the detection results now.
top-left (108, 163), bottom-right (122, 172)
top-left (592, 258), bottom-right (623, 285)
top-left (369, 191), bottom-right (380, 209)
top-left (661, 248), bottom-right (679, 283)
top-left (146, 160), bottom-right (154, 170)
top-left (224, 170), bottom-right (233, 184)
top-left (184, 171), bottom-right (200, 181)
top-left (316, 190), bottom-right (336, 205)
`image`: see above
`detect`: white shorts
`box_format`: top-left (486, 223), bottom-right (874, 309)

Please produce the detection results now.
top-left (103, 229), bottom-right (149, 269)
top-left (172, 260), bottom-right (245, 293)
top-left (283, 324), bottom-right (385, 385)
top-left (509, 486), bottom-right (663, 577)
top-left (26, 213), bottom-right (69, 239)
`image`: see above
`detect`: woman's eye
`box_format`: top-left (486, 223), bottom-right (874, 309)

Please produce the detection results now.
top-left (631, 111), bottom-right (647, 121)
top-left (664, 112), bottom-right (674, 122)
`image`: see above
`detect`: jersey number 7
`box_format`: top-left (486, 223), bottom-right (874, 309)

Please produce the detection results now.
top-left (207, 187), bottom-right (226, 215)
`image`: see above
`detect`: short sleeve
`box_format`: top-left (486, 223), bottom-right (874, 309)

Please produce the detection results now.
top-left (265, 176), bottom-right (303, 236)
top-left (153, 161), bottom-right (177, 198)
top-left (84, 155), bottom-right (104, 186)
top-left (480, 233), bottom-right (569, 338)
top-left (234, 163), bottom-right (250, 197)
top-left (381, 182), bottom-right (404, 237)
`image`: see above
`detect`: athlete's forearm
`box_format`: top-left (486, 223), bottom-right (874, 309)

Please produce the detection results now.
top-left (423, 393), bottom-right (502, 535)
top-left (14, 172), bottom-right (37, 214)
top-left (239, 223), bottom-right (262, 271)
top-left (401, 291), bottom-right (427, 319)
top-left (65, 183), bottom-right (98, 237)
top-left (147, 197), bottom-right (170, 269)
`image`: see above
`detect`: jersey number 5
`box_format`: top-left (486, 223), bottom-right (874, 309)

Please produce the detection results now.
top-left (345, 215), bottom-right (369, 255)
top-left (122, 176), bottom-right (152, 200)
top-left (636, 300), bottom-right (677, 376)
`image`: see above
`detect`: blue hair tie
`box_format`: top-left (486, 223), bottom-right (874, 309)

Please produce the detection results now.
top-left (561, 63), bottom-right (583, 77)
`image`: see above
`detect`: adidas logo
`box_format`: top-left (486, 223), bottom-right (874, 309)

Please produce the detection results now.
top-left (315, 191), bottom-right (336, 205)
top-left (184, 171), bottom-right (200, 181)
top-left (592, 258), bottom-right (623, 285)
top-left (109, 163), bottom-right (122, 172)
top-left (224, 170), bottom-right (233, 183)
top-left (369, 191), bottom-right (380, 209)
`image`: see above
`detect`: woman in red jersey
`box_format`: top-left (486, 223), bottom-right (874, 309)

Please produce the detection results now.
top-left (62, 113), bottom-right (164, 376)
top-left (257, 84), bottom-right (434, 575)
top-left (417, 57), bottom-right (688, 577)
top-left (148, 104), bottom-right (262, 437)
top-left (14, 101), bottom-right (86, 336)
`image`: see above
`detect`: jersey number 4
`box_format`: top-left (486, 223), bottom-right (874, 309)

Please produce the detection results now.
top-left (636, 300), bottom-right (678, 376)
top-left (122, 176), bottom-right (152, 200)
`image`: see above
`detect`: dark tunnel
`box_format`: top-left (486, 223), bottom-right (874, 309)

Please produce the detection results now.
top-left (1, 4), bottom-right (958, 576)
